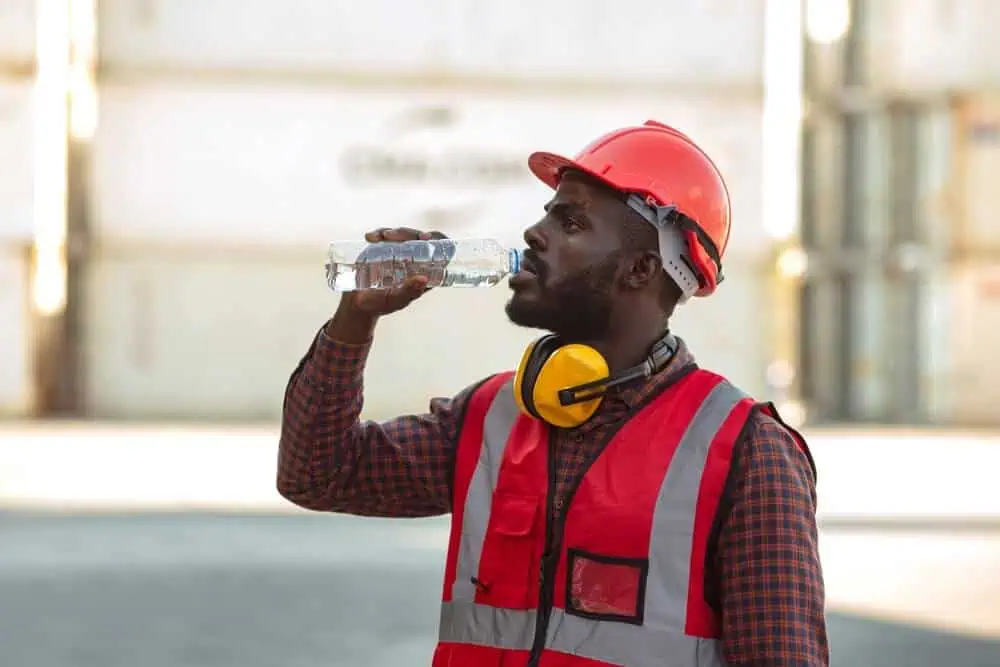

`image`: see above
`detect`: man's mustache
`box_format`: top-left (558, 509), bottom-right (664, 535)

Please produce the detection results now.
top-left (521, 249), bottom-right (546, 281)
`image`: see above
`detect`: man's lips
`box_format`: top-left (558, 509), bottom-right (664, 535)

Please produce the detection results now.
top-left (520, 251), bottom-right (544, 277)
top-left (509, 267), bottom-right (538, 288)
top-left (510, 250), bottom-right (542, 289)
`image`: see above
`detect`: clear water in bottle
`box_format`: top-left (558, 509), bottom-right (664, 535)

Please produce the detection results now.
top-left (325, 238), bottom-right (523, 292)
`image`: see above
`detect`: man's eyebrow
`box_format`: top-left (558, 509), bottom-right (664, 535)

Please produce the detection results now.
top-left (543, 200), bottom-right (588, 214)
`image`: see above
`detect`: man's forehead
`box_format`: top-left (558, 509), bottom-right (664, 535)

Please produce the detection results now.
top-left (551, 171), bottom-right (619, 207)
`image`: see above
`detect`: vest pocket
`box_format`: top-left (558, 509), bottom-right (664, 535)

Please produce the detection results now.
top-left (565, 548), bottom-right (649, 625)
top-left (475, 492), bottom-right (542, 608)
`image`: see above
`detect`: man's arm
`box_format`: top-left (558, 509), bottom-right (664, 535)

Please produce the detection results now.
top-left (276, 323), bottom-right (481, 517)
top-left (715, 409), bottom-right (829, 666)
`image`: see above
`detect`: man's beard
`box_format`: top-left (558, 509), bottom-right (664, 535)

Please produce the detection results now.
top-left (505, 256), bottom-right (618, 341)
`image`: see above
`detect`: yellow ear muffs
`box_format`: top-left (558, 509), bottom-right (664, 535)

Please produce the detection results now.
top-left (513, 334), bottom-right (611, 429)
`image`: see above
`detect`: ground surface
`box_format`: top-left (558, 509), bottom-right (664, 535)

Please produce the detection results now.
top-left (2, 423), bottom-right (999, 667)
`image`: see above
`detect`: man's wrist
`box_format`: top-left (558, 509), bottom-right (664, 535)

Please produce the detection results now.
top-left (325, 296), bottom-right (378, 345)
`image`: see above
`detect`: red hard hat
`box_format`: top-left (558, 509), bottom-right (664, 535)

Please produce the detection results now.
top-left (527, 120), bottom-right (731, 298)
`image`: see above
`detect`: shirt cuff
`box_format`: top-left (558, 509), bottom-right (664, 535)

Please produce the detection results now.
top-left (296, 322), bottom-right (372, 388)
top-left (318, 322), bottom-right (371, 360)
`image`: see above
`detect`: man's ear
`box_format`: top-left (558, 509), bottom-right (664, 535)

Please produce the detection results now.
top-left (623, 251), bottom-right (663, 290)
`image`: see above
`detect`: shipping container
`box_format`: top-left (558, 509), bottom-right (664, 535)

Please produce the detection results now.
top-left (797, 79), bottom-right (980, 424)
top-left (798, 269), bottom-right (928, 424)
top-left (80, 0), bottom-right (778, 420)
top-left (0, 0), bottom-right (35, 70)
top-left (82, 246), bottom-right (547, 420)
top-left (933, 261), bottom-right (1000, 427)
top-left (91, 84), bottom-right (768, 255)
top-left (82, 80), bottom-right (774, 419)
top-left (81, 245), bottom-right (769, 421)
top-left (0, 79), bottom-right (35, 242)
top-left (0, 244), bottom-right (32, 416)
top-left (97, 0), bottom-right (765, 91)
top-left (864, 0), bottom-right (1000, 93)
top-left (799, 259), bottom-right (1000, 428)
top-left (954, 94), bottom-right (1000, 254)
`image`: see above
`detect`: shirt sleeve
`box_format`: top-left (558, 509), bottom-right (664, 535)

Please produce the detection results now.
top-left (276, 323), bottom-right (483, 518)
top-left (716, 408), bottom-right (829, 666)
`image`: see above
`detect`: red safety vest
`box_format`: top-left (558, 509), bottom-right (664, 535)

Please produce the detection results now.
top-left (432, 368), bottom-right (809, 667)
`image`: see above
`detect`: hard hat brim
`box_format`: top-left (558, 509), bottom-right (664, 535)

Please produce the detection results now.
top-left (527, 151), bottom-right (617, 193)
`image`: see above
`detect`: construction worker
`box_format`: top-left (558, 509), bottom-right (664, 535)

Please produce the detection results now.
top-left (277, 120), bottom-right (828, 666)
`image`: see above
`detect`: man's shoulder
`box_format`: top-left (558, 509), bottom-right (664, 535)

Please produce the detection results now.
top-left (680, 365), bottom-right (801, 440)
top-left (738, 402), bottom-right (818, 487)
top-left (441, 371), bottom-right (518, 418)
top-left (678, 361), bottom-right (817, 484)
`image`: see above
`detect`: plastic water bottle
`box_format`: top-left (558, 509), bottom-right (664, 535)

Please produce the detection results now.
top-left (325, 238), bottom-right (523, 291)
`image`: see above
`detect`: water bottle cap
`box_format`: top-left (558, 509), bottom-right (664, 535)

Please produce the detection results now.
top-left (509, 248), bottom-right (522, 274)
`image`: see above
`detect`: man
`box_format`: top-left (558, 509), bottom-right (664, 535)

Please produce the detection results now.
top-left (277, 120), bottom-right (828, 666)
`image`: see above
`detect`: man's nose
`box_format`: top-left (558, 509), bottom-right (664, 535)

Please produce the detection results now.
top-left (523, 221), bottom-right (546, 251)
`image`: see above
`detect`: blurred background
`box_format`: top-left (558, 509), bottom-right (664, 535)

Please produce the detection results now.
top-left (1, 0), bottom-right (999, 665)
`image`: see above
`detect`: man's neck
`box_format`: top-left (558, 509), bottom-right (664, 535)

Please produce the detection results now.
top-left (589, 316), bottom-right (671, 374)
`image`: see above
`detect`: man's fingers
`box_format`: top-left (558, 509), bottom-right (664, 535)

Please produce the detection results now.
top-left (363, 227), bottom-right (447, 243)
top-left (386, 276), bottom-right (431, 310)
top-left (363, 228), bottom-right (390, 243)
top-left (351, 230), bottom-right (443, 315)
top-left (380, 227), bottom-right (425, 242)
top-left (351, 275), bottom-right (430, 315)
top-left (403, 275), bottom-right (430, 295)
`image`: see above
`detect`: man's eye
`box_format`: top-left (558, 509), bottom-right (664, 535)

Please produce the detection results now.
top-left (564, 217), bottom-right (584, 230)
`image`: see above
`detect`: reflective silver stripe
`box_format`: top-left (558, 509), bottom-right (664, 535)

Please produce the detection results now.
top-left (452, 381), bottom-right (519, 601)
top-left (545, 608), bottom-right (725, 667)
top-left (439, 601), bottom-right (536, 650)
top-left (440, 602), bottom-right (726, 667)
top-left (645, 380), bottom-right (747, 630)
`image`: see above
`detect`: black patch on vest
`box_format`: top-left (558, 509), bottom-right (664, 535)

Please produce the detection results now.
top-left (564, 548), bottom-right (649, 626)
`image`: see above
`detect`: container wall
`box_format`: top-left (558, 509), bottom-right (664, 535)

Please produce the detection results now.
top-left (0, 0), bottom-right (35, 68)
top-left (0, 47), bottom-right (34, 417)
top-left (798, 96), bottom-right (964, 424)
top-left (0, 79), bottom-right (35, 242)
top-left (0, 244), bottom-right (32, 415)
top-left (865, 0), bottom-right (1000, 93)
top-left (90, 84), bottom-right (768, 255)
top-left (97, 0), bottom-right (765, 89)
top-left (923, 94), bottom-right (1000, 426)
top-left (82, 0), bottom-right (774, 420)
top-left (955, 95), bottom-right (1000, 254)
top-left (84, 84), bottom-right (770, 419)
top-left (938, 262), bottom-right (1000, 426)
top-left (82, 245), bottom-right (768, 421)
top-left (801, 0), bottom-right (1000, 426)
top-left (923, 264), bottom-right (954, 425)
top-left (82, 246), bottom-right (548, 420)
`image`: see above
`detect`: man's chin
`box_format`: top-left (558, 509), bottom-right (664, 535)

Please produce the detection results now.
top-left (504, 295), bottom-right (553, 332)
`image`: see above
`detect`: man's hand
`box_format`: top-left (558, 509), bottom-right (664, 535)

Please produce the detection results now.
top-left (326, 227), bottom-right (446, 344)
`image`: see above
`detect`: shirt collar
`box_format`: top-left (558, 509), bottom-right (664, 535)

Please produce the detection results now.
top-left (611, 336), bottom-right (696, 408)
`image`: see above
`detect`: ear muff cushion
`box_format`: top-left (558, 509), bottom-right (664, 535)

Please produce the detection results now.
top-left (531, 343), bottom-right (609, 428)
top-left (516, 334), bottom-right (562, 419)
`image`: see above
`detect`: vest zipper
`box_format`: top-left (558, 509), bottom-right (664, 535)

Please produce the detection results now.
top-left (526, 431), bottom-right (560, 667)
top-left (525, 406), bottom-right (645, 666)
top-left (522, 372), bottom-right (693, 665)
